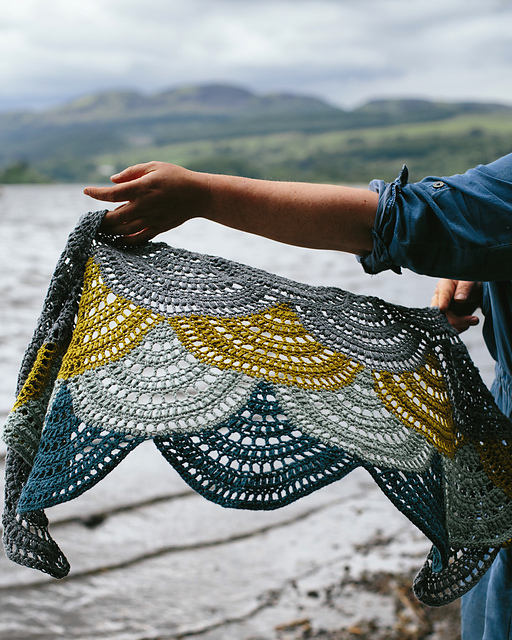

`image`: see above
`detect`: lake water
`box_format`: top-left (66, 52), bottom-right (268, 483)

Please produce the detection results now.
top-left (0, 183), bottom-right (490, 639)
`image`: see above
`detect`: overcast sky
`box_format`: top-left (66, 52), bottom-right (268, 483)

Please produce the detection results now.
top-left (1, 0), bottom-right (512, 112)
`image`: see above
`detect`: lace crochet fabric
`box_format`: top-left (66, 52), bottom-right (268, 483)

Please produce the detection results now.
top-left (3, 211), bottom-right (512, 606)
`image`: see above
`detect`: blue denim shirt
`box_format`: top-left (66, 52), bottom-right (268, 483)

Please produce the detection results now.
top-left (360, 153), bottom-right (512, 413)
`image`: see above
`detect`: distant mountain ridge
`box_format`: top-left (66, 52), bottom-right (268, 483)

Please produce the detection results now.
top-left (4, 83), bottom-right (511, 126)
top-left (1, 83), bottom-right (511, 183)
top-left (1, 84), bottom-right (339, 126)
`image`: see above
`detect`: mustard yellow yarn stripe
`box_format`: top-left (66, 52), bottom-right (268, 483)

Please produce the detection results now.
top-left (58, 259), bottom-right (363, 391)
top-left (168, 305), bottom-right (363, 391)
top-left (58, 259), bottom-right (164, 379)
top-left (12, 342), bottom-right (61, 411)
top-left (373, 352), bottom-right (459, 458)
top-left (475, 440), bottom-right (512, 499)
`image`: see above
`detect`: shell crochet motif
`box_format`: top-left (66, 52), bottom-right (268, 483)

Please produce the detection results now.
top-left (2, 211), bottom-right (512, 606)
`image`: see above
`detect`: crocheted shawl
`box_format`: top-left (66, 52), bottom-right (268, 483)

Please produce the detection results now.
top-left (3, 210), bottom-right (512, 607)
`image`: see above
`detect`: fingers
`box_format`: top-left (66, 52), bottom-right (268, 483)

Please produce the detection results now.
top-left (101, 214), bottom-right (148, 237)
top-left (431, 279), bottom-right (457, 312)
top-left (84, 163), bottom-right (159, 202)
top-left (99, 203), bottom-right (145, 233)
top-left (444, 310), bottom-right (479, 334)
top-left (431, 279), bottom-right (480, 311)
top-left (112, 227), bottom-right (159, 246)
top-left (431, 278), bottom-right (482, 334)
top-left (452, 280), bottom-right (475, 303)
top-left (83, 186), bottom-right (114, 202)
top-left (110, 162), bottom-right (159, 184)
top-left (84, 182), bottom-right (138, 204)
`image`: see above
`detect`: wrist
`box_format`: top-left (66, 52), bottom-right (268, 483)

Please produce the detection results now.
top-left (180, 168), bottom-right (217, 222)
top-left (201, 172), bottom-right (252, 226)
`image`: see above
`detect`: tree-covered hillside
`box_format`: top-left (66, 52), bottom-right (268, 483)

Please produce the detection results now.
top-left (1, 84), bottom-right (511, 183)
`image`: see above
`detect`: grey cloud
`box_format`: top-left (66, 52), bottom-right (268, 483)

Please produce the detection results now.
top-left (0, 0), bottom-right (512, 111)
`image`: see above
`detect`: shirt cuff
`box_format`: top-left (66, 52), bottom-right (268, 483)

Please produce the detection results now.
top-left (358, 166), bottom-right (409, 275)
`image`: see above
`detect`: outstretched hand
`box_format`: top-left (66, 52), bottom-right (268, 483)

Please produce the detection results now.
top-left (431, 279), bottom-right (482, 333)
top-left (84, 162), bottom-right (211, 244)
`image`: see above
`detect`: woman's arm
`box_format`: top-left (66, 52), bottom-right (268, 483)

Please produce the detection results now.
top-left (84, 162), bottom-right (378, 255)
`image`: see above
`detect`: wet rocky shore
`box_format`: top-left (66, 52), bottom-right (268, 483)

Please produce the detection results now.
top-left (0, 444), bottom-right (461, 640)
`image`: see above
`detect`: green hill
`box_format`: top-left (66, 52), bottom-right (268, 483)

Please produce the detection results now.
top-left (1, 84), bottom-right (511, 183)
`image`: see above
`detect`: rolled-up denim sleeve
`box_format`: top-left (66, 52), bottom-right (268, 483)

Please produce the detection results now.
top-left (359, 154), bottom-right (512, 281)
